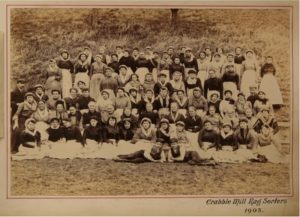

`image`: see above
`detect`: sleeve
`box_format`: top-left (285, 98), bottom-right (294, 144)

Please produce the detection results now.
top-left (204, 80), bottom-right (208, 98)
top-left (194, 58), bottom-right (199, 72)
top-left (36, 131), bottom-right (42, 147)
top-left (197, 130), bottom-right (203, 148)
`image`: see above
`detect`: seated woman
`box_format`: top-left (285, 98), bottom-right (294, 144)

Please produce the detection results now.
top-left (138, 89), bottom-right (155, 113)
top-left (77, 88), bottom-right (95, 113)
top-left (235, 92), bottom-right (252, 118)
top-left (33, 84), bottom-right (49, 102)
top-left (219, 90), bottom-right (236, 118)
top-left (99, 116), bottom-right (120, 159)
top-left (44, 59), bottom-right (62, 97)
top-left (253, 106), bottom-right (279, 135)
top-left (99, 67), bottom-right (119, 99)
top-left (82, 101), bottom-right (100, 129)
top-left (213, 121), bottom-right (239, 163)
top-left (114, 87), bottom-right (131, 120)
top-left (207, 92), bottom-right (221, 114)
top-left (116, 65), bottom-right (131, 88)
top-left (46, 117), bottom-right (66, 158)
top-left (64, 87), bottom-right (79, 110)
top-left (165, 102), bottom-right (185, 128)
top-left (202, 105), bottom-right (223, 132)
top-left (96, 89), bottom-right (115, 113)
top-left (47, 89), bottom-right (62, 111)
top-left (142, 73), bottom-right (156, 94)
top-left (185, 106), bottom-right (203, 133)
top-left (233, 117), bottom-right (258, 162)
top-left (153, 87), bottom-right (171, 118)
top-left (184, 69), bottom-right (203, 98)
top-left (222, 106), bottom-right (239, 131)
top-left (197, 120), bottom-right (219, 159)
top-left (256, 125), bottom-right (288, 164)
top-left (169, 71), bottom-right (185, 98)
top-left (169, 121), bottom-right (216, 166)
top-left (32, 100), bottom-right (50, 141)
top-left (124, 73), bottom-right (143, 96)
top-left (187, 88), bottom-right (208, 119)
top-left (139, 103), bottom-right (159, 127)
top-left (12, 118), bottom-right (43, 160)
top-left (245, 107), bottom-right (257, 129)
top-left (128, 88), bottom-right (141, 117)
top-left (51, 118), bottom-right (84, 159)
top-left (156, 118), bottom-right (172, 162)
top-left (172, 90), bottom-right (188, 116)
top-left (68, 105), bottom-right (82, 127)
top-left (81, 116), bottom-right (102, 158)
top-left (153, 73), bottom-right (173, 97)
top-left (253, 90), bottom-right (273, 115)
top-left (49, 100), bottom-right (69, 126)
top-left (119, 107), bottom-right (138, 130)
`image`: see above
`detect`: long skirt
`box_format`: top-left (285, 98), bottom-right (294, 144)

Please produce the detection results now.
top-left (90, 73), bottom-right (105, 99)
top-left (45, 76), bottom-right (61, 97)
top-left (197, 70), bottom-right (207, 88)
top-left (235, 144), bottom-right (256, 162)
top-left (35, 121), bottom-right (49, 141)
top-left (12, 144), bottom-right (45, 160)
top-left (241, 70), bottom-right (257, 98)
top-left (223, 82), bottom-right (238, 100)
top-left (74, 72), bottom-right (90, 88)
top-left (61, 69), bottom-right (73, 98)
top-left (259, 74), bottom-right (283, 105)
top-left (136, 67), bottom-right (150, 84)
top-left (152, 68), bottom-right (158, 82)
top-left (48, 140), bottom-right (83, 159)
top-left (212, 146), bottom-right (241, 163)
top-left (256, 144), bottom-right (288, 164)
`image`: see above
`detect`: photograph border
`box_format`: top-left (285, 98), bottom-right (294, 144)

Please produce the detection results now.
top-left (4, 1), bottom-right (298, 200)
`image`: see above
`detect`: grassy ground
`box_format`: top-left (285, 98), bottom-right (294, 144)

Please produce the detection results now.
top-left (9, 8), bottom-right (292, 196)
top-left (11, 159), bottom-right (290, 196)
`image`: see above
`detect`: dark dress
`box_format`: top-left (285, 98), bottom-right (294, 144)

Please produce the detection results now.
top-left (20, 130), bottom-right (41, 148)
top-left (185, 115), bottom-right (203, 132)
top-left (63, 126), bottom-right (84, 145)
top-left (47, 127), bottom-right (65, 142)
top-left (83, 126), bottom-right (102, 143)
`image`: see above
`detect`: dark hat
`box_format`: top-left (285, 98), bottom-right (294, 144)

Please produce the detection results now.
top-left (55, 100), bottom-right (65, 107)
top-left (227, 53), bottom-right (234, 57)
top-left (160, 118), bottom-right (170, 125)
top-left (116, 45), bottom-right (123, 49)
top-left (90, 115), bottom-right (99, 121)
top-left (158, 72), bottom-right (167, 77)
top-left (203, 119), bottom-right (212, 125)
top-left (122, 118), bottom-right (132, 123)
top-left (199, 50), bottom-right (206, 56)
top-left (175, 121), bottom-right (185, 127)
top-left (119, 65), bottom-right (128, 70)
top-left (60, 49), bottom-right (69, 55)
top-left (222, 121), bottom-right (232, 128)
top-left (237, 92), bottom-right (245, 97)
top-left (225, 64), bottom-right (234, 68)
top-left (140, 117), bottom-right (151, 125)
top-left (188, 69), bottom-right (197, 74)
top-left (50, 117), bottom-right (60, 123)
top-left (24, 92), bottom-right (34, 98)
top-left (81, 87), bottom-right (90, 92)
top-left (117, 87), bottom-right (125, 92)
top-left (224, 90), bottom-right (233, 95)
top-left (129, 88), bottom-right (138, 93)
top-left (25, 118), bottom-right (36, 126)
top-left (69, 87), bottom-right (78, 93)
top-left (105, 67), bottom-right (114, 72)
top-left (79, 53), bottom-right (88, 58)
top-left (34, 84), bottom-right (44, 90)
top-left (258, 90), bottom-right (266, 95)
top-left (101, 89), bottom-right (110, 96)
top-left (239, 117), bottom-right (248, 123)
top-left (210, 91), bottom-right (220, 98)
top-left (246, 50), bottom-right (254, 54)
top-left (17, 78), bottom-right (26, 83)
top-left (51, 89), bottom-right (61, 94)
top-left (213, 53), bottom-right (221, 58)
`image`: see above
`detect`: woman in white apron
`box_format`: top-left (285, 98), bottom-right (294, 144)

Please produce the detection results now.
top-left (197, 51), bottom-right (209, 88)
top-left (31, 100), bottom-right (50, 141)
top-left (89, 54), bottom-right (107, 99)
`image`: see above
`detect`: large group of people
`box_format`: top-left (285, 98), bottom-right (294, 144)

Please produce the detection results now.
top-left (10, 45), bottom-right (287, 164)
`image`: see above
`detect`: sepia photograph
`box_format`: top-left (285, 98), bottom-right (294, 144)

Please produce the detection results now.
top-left (7, 4), bottom-right (295, 199)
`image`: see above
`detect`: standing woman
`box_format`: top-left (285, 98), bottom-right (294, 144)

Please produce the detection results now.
top-left (57, 49), bottom-right (73, 99)
top-left (259, 56), bottom-right (283, 108)
top-left (119, 49), bottom-right (136, 74)
top-left (32, 100), bottom-right (50, 141)
top-left (184, 69), bottom-right (203, 98)
top-left (234, 47), bottom-right (245, 77)
top-left (197, 51), bottom-right (209, 88)
top-left (183, 48), bottom-right (199, 78)
top-left (44, 59), bottom-right (62, 97)
top-left (240, 50), bottom-right (259, 98)
top-left (135, 52), bottom-right (152, 84)
top-left (124, 73), bottom-right (143, 95)
top-left (74, 53), bottom-right (91, 89)
top-left (89, 54), bottom-right (107, 99)
top-left (99, 67), bottom-right (119, 99)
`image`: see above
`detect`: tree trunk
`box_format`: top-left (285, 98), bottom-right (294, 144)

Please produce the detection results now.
top-left (171, 9), bottom-right (179, 26)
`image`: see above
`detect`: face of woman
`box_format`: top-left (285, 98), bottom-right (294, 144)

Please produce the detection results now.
top-left (102, 92), bottom-right (109, 99)
top-left (240, 122), bottom-right (247, 129)
top-left (27, 96), bottom-right (34, 103)
top-left (56, 104), bottom-right (64, 112)
top-left (188, 108), bottom-right (196, 116)
top-left (88, 103), bottom-right (96, 111)
top-left (261, 126), bottom-right (269, 135)
top-left (173, 73), bottom-right (180, 80)
top-left (124, 51), bottom-right (129, 57)
top-left (105, 70), bottom-right (112, 77)
top-left (245, 109), bottom-right (252, 117)
top-left (38, 102), bottom-right (45, 110)
top-left (51, 121), bottom-right (59, 128)
top-left (227, 56), bottom-right (234, 62)
top-left (204, 122), bottom-right (212, 130)
top-left (208, 106), bottom-right (216, 115)
top-left (124, 121), bottom-right (131, 129)
top-left (217, 48), bottom-right (223, 54)
top-left (176, 125), bottom-right (184, 132)
top-left (171, 103), bottom-right (178, 112)
top-left (131, 75), bottom-right (138, 81)
top-left (80, 55), bottom-right (87, 61)
top-left (174, 58), bottom-right (180, 64)
top-left (146, 91), bottom-right (153, 99)
top-left (117, 89), bottom-right (124, 97)
top-left (262, 110), bottom-right (269, 118)
top-left (120, 68), bottom-right (127, 75)
top-left (69, 107), bottom-right (76, 114)
top-left (161, 123), bottom-right (168, 130)
top-left (62, 53), bottom-right (68, 59)
top-left (90, 119), bottom-right (98, 127)
top-left (108, 118), bottom-right (116, 126)
top-left (223, 126), bottom-right (231, 133)
top-left (205, 48), bottom-right (211, 55)
top-left (145, 75), bottom-right (152, 81)
top-left (27, 122), bottom-right (35, 131)
top-left (236, 48), bottom-right (241, 54)
top-left (112, 55), bottom-right (118, 61)
top-left (266, 57), bottom-right (273, 64)
top-left (124, 108), bottom-right (131, 116)
top-left (95, 56), bottom-right (102, 63)
top-left (177, 91), bottom-right (184, 98)
top-left (209, 70), bottom-right (216, 78)
top-left (70, 90), bottom-right (77, 98)
top-left (132, 50), bottom-right (138, 56)
top-left (258, 93), bottom-right (265, 99)
top-left (200, 53), bottom-right (206, 59)
top-left (246, 52), bottom-right (253, 59)
top-left (142, 121), bottom-right (150, 129)
top-left (146, 104), bottom-right (153, 111)
top-left (63, 121), bottom-right (71, 127)
top-left (36, 87), bottom-right (43, 94)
